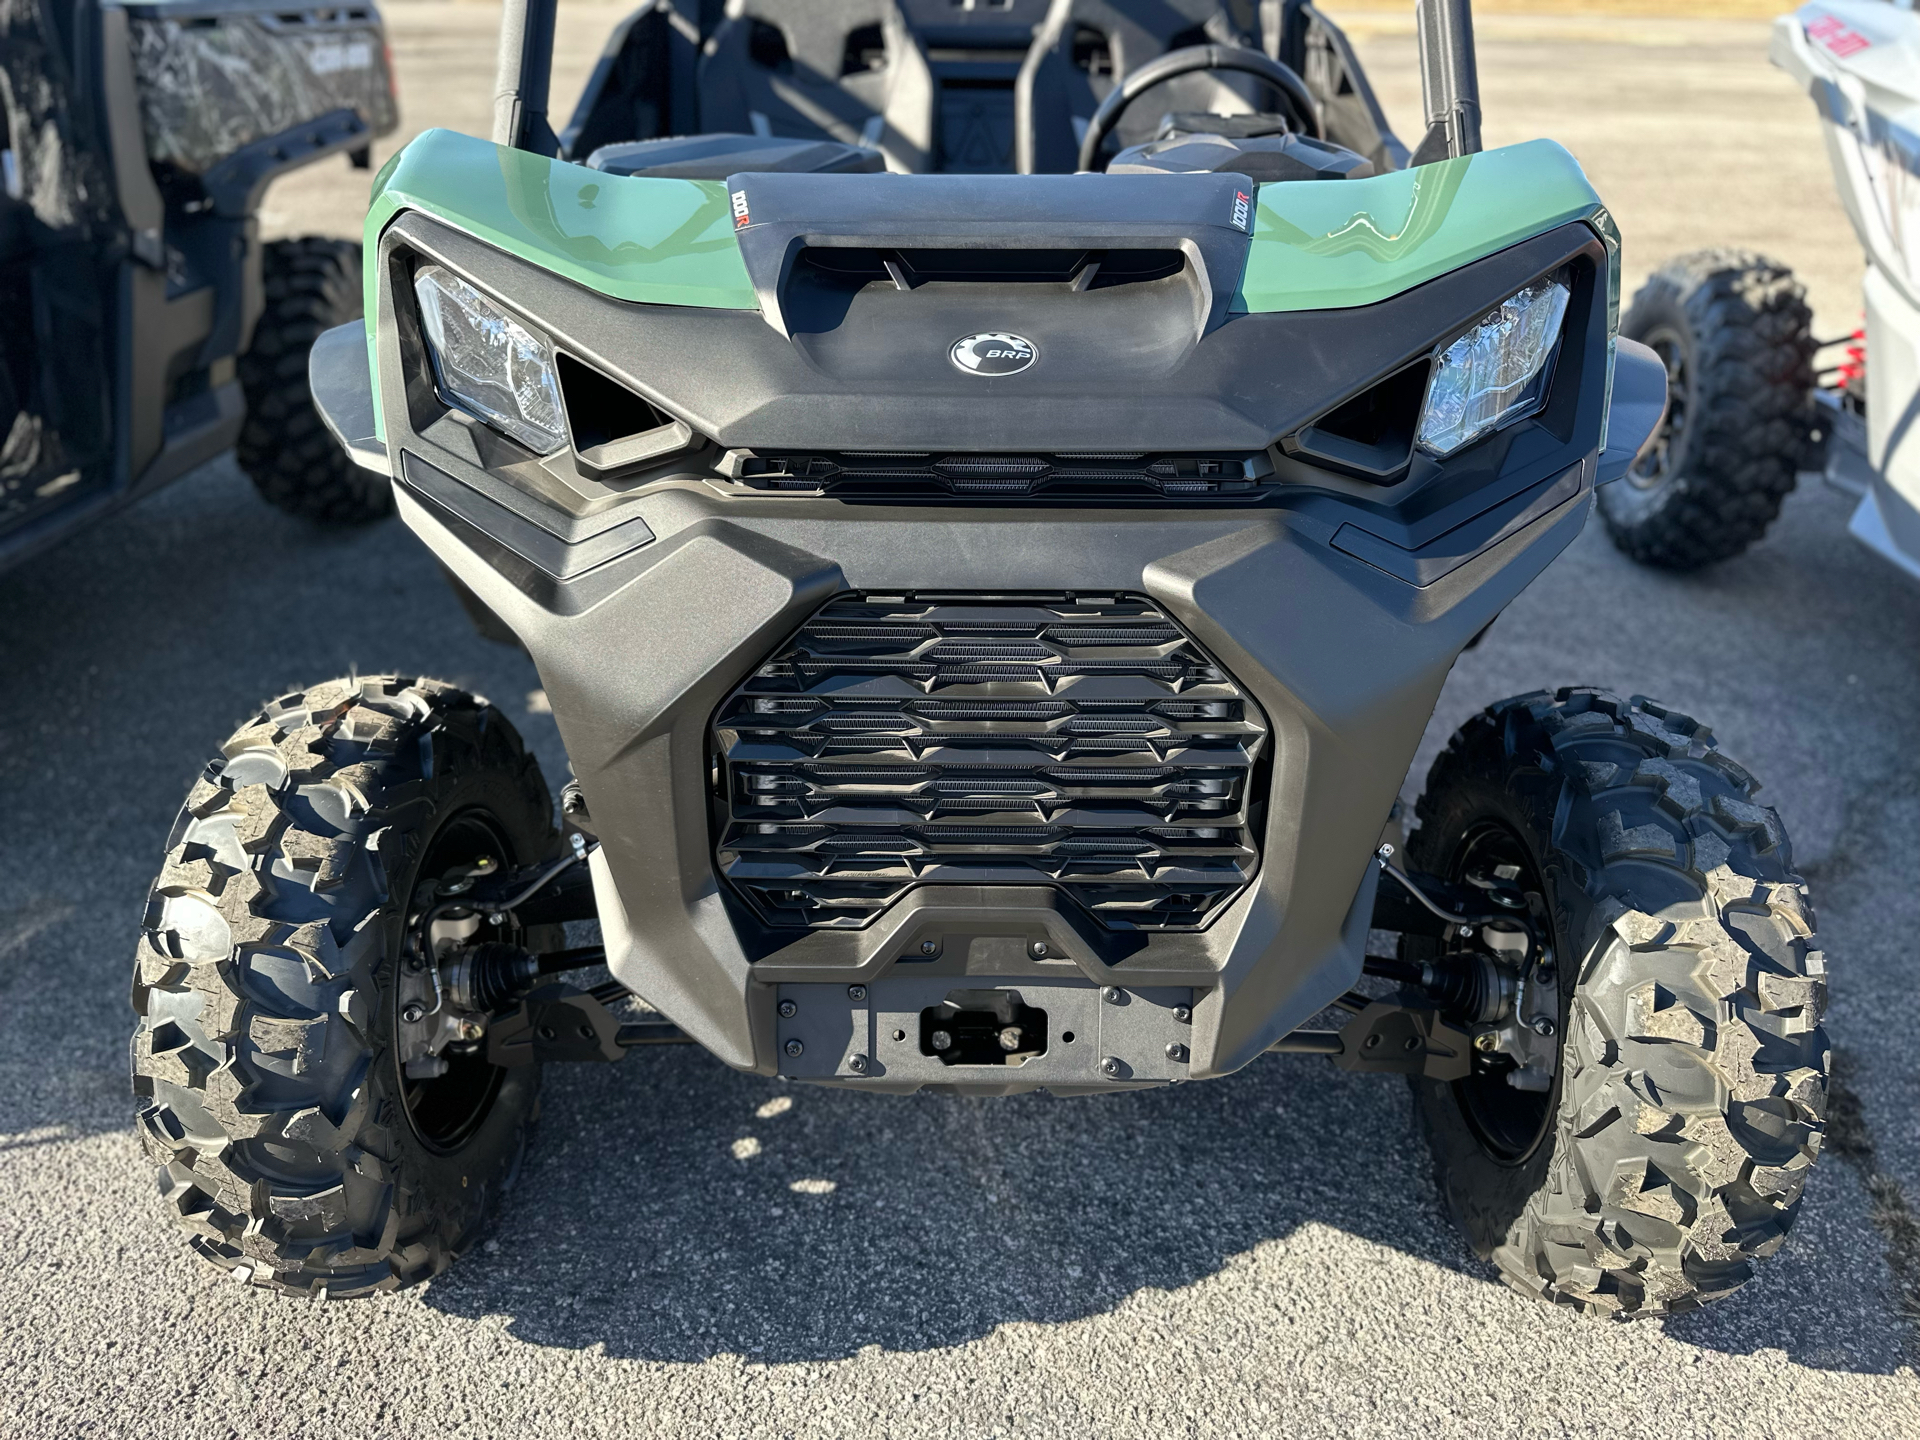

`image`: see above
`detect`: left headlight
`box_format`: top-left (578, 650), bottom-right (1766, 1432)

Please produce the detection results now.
top-left (1416, 277), bottom-right (1570, 457)
top-left (413, 265), bottom-right (567, 454)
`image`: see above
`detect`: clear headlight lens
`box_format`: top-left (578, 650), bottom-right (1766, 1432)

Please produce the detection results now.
top-left (413, 265), bottom-right (566, 454)
top-left (1416, 278), bottom-right (1571, 457)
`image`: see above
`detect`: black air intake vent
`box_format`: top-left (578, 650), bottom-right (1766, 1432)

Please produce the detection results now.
top-left (712, 595), bottom-right (1269, 931)
top-left (794, 247), bottom-right (1186, 289)
top-left (730, 451), bottom-right (1268, 500)
top-left (1286, 360), bottom-right (1430, 481)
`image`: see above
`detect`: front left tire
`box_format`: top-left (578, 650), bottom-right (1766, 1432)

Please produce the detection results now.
top-left (131, 676), bottom-right (556, 1295)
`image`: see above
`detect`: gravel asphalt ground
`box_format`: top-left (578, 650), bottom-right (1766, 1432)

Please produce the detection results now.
top-left (3, 6), bottom-right (1918, 1436)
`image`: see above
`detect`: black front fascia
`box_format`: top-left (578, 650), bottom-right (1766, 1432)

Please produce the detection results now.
top-left (371, 208), bottom-right (1609, 1082)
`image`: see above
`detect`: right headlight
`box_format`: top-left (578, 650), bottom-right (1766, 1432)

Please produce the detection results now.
top-left (413, 265), bottom-right (567, 454)
top-left (1416, 277), bottom-right (1570, 457)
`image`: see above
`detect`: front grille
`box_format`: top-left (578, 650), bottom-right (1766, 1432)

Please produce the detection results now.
top-left (727, 452), bottom-right (1268, 500)
top-left (712, 594), bottom-right (1269, 930)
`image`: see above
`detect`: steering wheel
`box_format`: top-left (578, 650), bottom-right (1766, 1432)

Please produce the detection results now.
top-left (1076, 44), bottom-right (1322, 173)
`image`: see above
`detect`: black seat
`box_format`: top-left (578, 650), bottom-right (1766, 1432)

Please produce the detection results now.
top-left (1014, 0), bottom-right (1270, 173)
top-left (696, 0), bottom-right (936, 173)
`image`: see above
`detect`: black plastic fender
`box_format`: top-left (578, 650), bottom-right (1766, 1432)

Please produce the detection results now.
top-left (309, 319), bottom-right (391, 477)
top-left (1595, 335), bottom-right (1669, 486)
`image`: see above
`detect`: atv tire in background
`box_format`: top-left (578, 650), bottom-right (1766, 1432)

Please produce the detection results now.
top-left (1410, 688), bottom-right (1828, 1317)
top-left (237, 239), bottom-right (392, 524)
top-left (131, 678), bottom-right (557, 1295)
top-left (1598, 251), bottom-right (1816, 570)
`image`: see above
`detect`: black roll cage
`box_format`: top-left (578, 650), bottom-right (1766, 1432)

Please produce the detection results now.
top-left (487, 0), bottom-right (1483, 168)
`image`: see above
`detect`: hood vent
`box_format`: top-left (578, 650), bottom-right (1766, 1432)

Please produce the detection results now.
top-left (794, 246), bottom-right (1186, 291)
top-left (726, 170), bottom-right (1257, 335)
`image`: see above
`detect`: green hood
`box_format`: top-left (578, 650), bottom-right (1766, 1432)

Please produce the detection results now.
top-left (363, 127), bottom-right (759, 320)
top-left (1235, 137), bottom-right (1606, 311)
top-left (366, 128), bottom-right (1607, 319)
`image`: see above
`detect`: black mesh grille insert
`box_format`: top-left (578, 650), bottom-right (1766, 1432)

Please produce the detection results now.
top-left (712, 594), bottom-right (1269, 931)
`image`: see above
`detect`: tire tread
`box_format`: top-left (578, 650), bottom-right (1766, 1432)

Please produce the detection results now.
top-left (236, 238), bottom-right (390, 525)
top-left (1412, 686), bottom-right (1827, 1317)
top-left (1600, 249), bottom-right (1816, 570)
top-left (130, 676), bottom-right (551, 1296)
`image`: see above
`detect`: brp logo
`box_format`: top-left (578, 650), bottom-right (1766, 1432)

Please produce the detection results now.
top-left (949, 332), bottom-right (1037, 376)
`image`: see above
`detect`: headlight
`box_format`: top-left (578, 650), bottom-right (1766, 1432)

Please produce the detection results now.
top-left (413, 265), bottom-right (567, 454)
top-left (1416, 278), bottom-right (1570, 457)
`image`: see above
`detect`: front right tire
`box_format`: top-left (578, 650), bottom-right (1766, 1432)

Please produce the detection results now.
top-left (1411, 688), bottom-right (1829, 1317)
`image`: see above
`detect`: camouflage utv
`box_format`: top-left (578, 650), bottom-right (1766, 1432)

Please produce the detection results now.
top-left (0, 0), bottom-right (399, 570)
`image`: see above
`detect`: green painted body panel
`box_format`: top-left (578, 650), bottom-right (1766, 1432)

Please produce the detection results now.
top-left (1234, 139), bottom-right (1604, 313)
top-left (366, 130), bottom-right (1604, 324)
top-left (363, 128), bottom-right (757, 315)
top-left (363, 128), bottom-right (757, 440)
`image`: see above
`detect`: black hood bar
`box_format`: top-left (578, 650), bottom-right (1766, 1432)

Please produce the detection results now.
top-left (494, 0), bottom-right (559, 156)
top-left (1413, 0), bottom-right (1484, 163)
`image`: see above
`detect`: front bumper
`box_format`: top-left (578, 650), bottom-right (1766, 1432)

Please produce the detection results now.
top-left (316, 207), bottom-right (1627, 1092)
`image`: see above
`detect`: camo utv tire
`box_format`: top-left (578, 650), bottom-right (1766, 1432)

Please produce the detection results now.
top-left (1598, 250), bottom-right (1816, 570)
top-left (1410, 688), bottom-right (1828, 1318)
top-left (131, 677), bottom-right (558, 1296)
top-left (237, 237), bottom-right (391, 524)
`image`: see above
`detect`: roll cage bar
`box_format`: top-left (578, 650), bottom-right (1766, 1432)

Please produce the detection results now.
top-left (490, 0), bottom-right (1482, 167)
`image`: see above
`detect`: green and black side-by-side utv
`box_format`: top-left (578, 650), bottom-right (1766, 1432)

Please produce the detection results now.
top-left (130, 0), bottom-right (1830, 1318)
top-left (0, 0), bottom-right (399, 572)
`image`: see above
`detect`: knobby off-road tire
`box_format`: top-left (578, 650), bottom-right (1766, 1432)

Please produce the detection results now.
top-left (131, 677), bottom-right (558, 1295)
top-left (1411, 688), bottom-right (1828, 1317)
top-left (1598, 250), bottom-right (1816, 570)
top-left (236, 237), bottom-right (391, 524)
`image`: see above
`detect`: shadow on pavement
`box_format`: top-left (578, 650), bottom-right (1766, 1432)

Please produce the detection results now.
top-left (421, 1038), bottom-right (1907, 1375)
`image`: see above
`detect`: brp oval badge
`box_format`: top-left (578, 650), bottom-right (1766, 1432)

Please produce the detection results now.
top-left (950, 332), bottom-right (1037, 377)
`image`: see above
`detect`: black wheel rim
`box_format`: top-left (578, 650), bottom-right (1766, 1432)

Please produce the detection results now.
top-left (1445, 819), bottom-right (1558, 1166)
top-left (396, 808), bottom-right (517, 1153)
top-left (1629, 325), bottom-right (1690, 491)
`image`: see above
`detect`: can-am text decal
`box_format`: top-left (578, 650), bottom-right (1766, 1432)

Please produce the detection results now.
top-left (1807, 12), bottom-right (1873, 57)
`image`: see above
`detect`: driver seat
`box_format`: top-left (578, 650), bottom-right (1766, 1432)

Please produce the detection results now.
top-left (697, 0), bottom-right (936, 173)
top-left (1014, 0), bottom-right (1268, 174)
